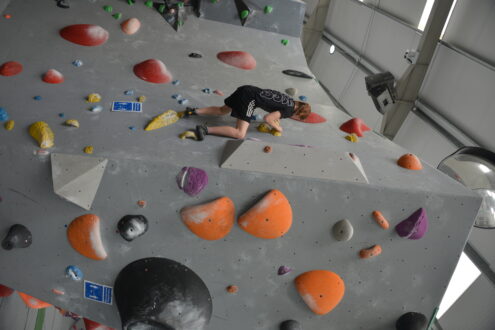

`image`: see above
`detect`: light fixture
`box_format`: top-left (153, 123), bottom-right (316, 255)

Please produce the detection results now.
top-left (437, 147), bottom-right (495, 229)
top-left (329, 44), bottom-right (336, 54)
top-left (365, 71), bottom-right (397, 114)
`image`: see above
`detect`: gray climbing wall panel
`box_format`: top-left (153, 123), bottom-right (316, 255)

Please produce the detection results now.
top-left (0, 0), bottom-right (481, 329)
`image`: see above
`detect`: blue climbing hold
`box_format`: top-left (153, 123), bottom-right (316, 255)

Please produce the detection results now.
top-left (0, 108), bottom-right (9, 121)
top-left (299, 95), bottom-right (308, 101)
top-left (172, 80), bottom-right (180, 85)
top-left (172, 94), bottom-right (182, 100)
top-left (58, 113), bottom-right (65, 118)
top-left (33, 96), bottom-right (42, 101)
top-left (72, 59), bottom-right (83, 67)
top-left (178, 99), bottom-right (188, 105)
top-left (129, 126), bottom-right (136, 131)
top-left (124, 90), bottom-right (135, 96)
top-left (65, 265), bottom-right (83, 281)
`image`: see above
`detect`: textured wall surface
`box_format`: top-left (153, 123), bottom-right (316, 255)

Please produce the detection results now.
top-left (0, 0), bottom-right (481, 329)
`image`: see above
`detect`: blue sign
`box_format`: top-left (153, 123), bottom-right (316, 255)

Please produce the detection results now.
top-left (84, 280), bottom-right (113, 305)
top-left (112, 101), bottom-right (142, 112)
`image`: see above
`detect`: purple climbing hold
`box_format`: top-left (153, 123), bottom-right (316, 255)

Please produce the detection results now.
top-left (278, 265), bottom-right (292, 275)
top-left (176, 167), bottom-right (208, 197)
top-left (395, 208), bottom-right (429, 240)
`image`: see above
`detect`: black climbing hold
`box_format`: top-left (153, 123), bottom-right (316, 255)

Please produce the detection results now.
top-left (396, 312), bottom-right (427, 330)
top-left (56, 0), bottom-right (70, 9)
top-left (189, 53), bottom-right (202, 58)
top-left (117, 215), bottom-right (149, 242)
top-left (280, 319), bottom-right (302, 330)
top-left (2, 224), bottom-right (32, 250)
top-left (282, 70), bottom-right (314, 79)
top-left (114, 257), bottom-right (212, 330)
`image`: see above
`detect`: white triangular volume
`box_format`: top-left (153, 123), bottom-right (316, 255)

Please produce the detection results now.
top-left (51, 153), bottom-right (108, 210)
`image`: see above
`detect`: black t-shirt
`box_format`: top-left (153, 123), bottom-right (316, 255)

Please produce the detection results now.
top-left (252, 86), bottom-right (295, 118)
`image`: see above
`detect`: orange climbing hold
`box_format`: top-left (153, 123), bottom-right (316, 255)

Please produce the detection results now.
top-left (372, 210), bottom-right (390, 229)
top-left (84, 318), bottom-right (116, 330)
top-left (294, 270), bottom-right (345, 315)
top-left (339, 118), bottom-right (371, 137)
top-left (18, 292), bottom-right (52, 309)
top-left (359, 244), bottom-right (382, 259)
top-left (397, 153), bottom-right (423, 170)
top-left (226, 285), bottom-right (238, 293)
top-left (67, 214), bottom-right (107, 260)
top-left (180, 197), bottom-right (235, 240)
top-left (238, 189), bottom-right (292, 239)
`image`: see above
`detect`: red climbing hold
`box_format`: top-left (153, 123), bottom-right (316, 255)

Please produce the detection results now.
top-left (133, 59), bottom-right (173, 84)
top-left (42, 69), bottom-right (64, 84)
top-left (0, 284), bottom-right (14, 297)
top-left (339, 118), bottom-right (371, 137)
top-left (84, 318), bottom-right (116, 330)
top-left (60, 24), bottom-right (109, 46)
top-left (291, 112), bottom-right (327, 124)
top-left (217, 51), bottom-right (256, 70)
top-left (0, 61), bottom-right (23, 76)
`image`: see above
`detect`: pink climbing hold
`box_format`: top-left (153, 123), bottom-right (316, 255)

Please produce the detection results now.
top-left (60, 24), bottom-right (109, 46)
top-left (213, 89), bottom-right (225, 96)
top-left (0, 61), bottom-right (23, 76)
top-left (291, 112), bottom-right (327, 124)
top-left (42, 69), bottom-right (64, 84)
top-left (121, 18), bottom-right (141, 35)
top-left (217, 51), bottom-right (256, 70)
top-left (339, 118), bottom-right (371, 137)
top-left (395, 208), bottom-right (429, 240)
top-left (133, 59), bottom-right (173, 84)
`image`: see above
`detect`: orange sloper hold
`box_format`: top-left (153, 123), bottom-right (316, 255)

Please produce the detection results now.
top-left (397, 153), bottom-right (423, 170)
top-left (294, 270), bottom-right (345, 315)
top-left (67, 214), bottom-right (107, 260)
top-left (359, 244), bottom-right (382, 259)
top-left (180, 197), bottom-right (235, 240)
top-left (18, 292), bottom-right (52, 309)
top-left (238, 189), bottom-right (292, 239)
top-left (339, 118), bottom-right (371, 137)
top-left (372, 210), bottom-right (390, 229)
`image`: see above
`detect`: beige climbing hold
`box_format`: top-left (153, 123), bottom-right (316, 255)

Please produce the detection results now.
top-left (345, 133), bottom-right (359, 143)
top-left (64, 119), bottom-right (80, 128)
top-left (121, 17), bottom-right (141, 35)
top-left (257, 123), bottom-right (282, 136)
top-left (144, 110), bottom-right (179, 131)
top-left (179, 130), bottom-right (197, 140)
top-left (4, 120), bottom-right (14, 130)
top-left (83, 146), bottom-right (94, 154)
top-left (137, 95), bottom-right (146, 103)
top-left (29, 121), bottom-right (54, 148)
top-left (86, 93), bottom-right (102, 103)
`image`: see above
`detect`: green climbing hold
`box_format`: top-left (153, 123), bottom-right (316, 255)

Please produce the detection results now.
top-left (281, 39), bottom-right (289, 46)
top-left (127, 0), bottom-right (135, 5)
top-left (178, 2), bottom-right (184, 8)
top-left (144, 0), bottom-right (153, 8)
top-left (177, 20), bottom-right (184, 27)
top-left (264, 5), bottom-right (273, 14)
top-left (103, 5), bottom-right (113, 12)
top-left (240, 9), bottom-right (249, 19)
top-left (211, 0), bottom-right (218, 3)
top-left (113, 13), bottom-right (122, 19)
top-left (158, 4), bottom-right (165, 13)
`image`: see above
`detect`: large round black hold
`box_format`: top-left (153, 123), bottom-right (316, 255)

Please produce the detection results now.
top-left (1, 224), bottom-right (32, 250)
top-left (114, 257), bottom-right (212, 330)
top-left (280, 319), bottom-right (302, 330)
top-left (396, 312), bottom-right (427, 330)
top-left (117, 215), bottom-right (149, 242)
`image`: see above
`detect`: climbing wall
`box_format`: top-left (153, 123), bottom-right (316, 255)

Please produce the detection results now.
top-left (0, 0), bottom-right (481, 329)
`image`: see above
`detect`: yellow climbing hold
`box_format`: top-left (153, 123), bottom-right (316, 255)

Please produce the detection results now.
top-left (83, 146), bottom-right (94, 154)
top-left (137, 95), bottom-right (146, 103)
top-left (29, 121), bottom-right (54, 148)
top-left (4, 120), bottom-right (14, 130)
top-left (86, 93), bottom-right (102, 103)
top-left (345, 133), bottom-right (359, 142)
top-left (179, 130), bottom-right (198, 140)
top-left (145, 110), bottom-right (179, 131)
top-left (257, 123), bottom-right (282, 136)
top-left (64, 119), bottom-right (80, 128)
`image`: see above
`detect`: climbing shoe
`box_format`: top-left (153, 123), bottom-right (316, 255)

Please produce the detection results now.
top-left (195, 124), bottom-right (208, 141)
top-left (177, 107), bottom-right (197, 118)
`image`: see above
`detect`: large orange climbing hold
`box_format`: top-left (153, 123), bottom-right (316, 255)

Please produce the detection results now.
top-left (133, 59), bottom-right (173, 84)
top-left (67, 214), bottom-right (107, 260)
top-left (84, 318), bottom-right (116, 330)
top-left (18, 292), bottom-right (52, 309)
top-left (339, 118), bottom-right (371, 137)
top-left (0, 61), bottom-right (23, 76)
top-left (217, 51), bottom-right (257, 70)
top-left (0, 284), bottom-right (14, 297)
top-left (60, 24), bottom-right (109, 46)
top-left (238, 189), bottom-right (292, 239)
top-left (294, 270), bottom-right (345, 315)
top-left (180, 197), bottom-right (235, 240)
top-left (397, 153), bottom-right (423, 170)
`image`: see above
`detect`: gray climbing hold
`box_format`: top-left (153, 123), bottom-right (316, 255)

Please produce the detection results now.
top-left (285, 88), bottom-right (297, 96)
top-left (280, 320), bottom-right (302, 330)
top-left (396, 312), bottom-right (427, 330)
top-left (117, 215), bottom-right (149, 242)
top-left (332, 219), bottom-right (353, 241)
top-left (2, 224), bottom-right (32, 250)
